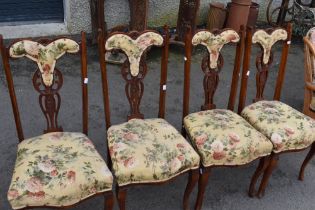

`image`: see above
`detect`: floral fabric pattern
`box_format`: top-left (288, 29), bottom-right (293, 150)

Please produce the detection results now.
top-left (184, 109), bottom-right (273, 167)
top-left (241, 100), bottom-right (315, 153)
top-left (9, 39), bottom-right (80, 86)
top-left (107, 118), bottom-right (200, 186)
top-left (8, 132), bottom-right (113, 209)
top-left (192, 30), bottom-right (240, 69)
top-left (252, 29), bottom-right (288, 64)
top-left (105, 32), bottom-right (163, 76)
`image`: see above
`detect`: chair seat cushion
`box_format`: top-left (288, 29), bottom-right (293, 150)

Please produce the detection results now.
top-left (241, 100), bottom-right (315, 153)
top-left (8, 132), bottom-right (113, 209)
top-left (107, 118), bottom-right (200, 186)
top-left (184, 109), bottom-right (273, 167)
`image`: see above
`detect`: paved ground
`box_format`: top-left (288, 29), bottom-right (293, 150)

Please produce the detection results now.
top-left (0, 37), bottom-right (314, 210)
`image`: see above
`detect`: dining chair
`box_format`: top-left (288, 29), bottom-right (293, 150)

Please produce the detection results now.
top-left (97, 27), bottom-right (200, 210)
top-left (297, 27), bottom-right (315, 181)
top-left (182, 26), bottom-right (274, 210)
top-left (0, 32), bottom-right (114, 209)
top-left (239, 23), bottom-right (315, 197)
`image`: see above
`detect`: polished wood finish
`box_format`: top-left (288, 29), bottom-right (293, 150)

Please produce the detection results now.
top-left (98, 27), bottom-right (198, 209)
top-left (299, 35), bottom-right (315, 181)
top-left (194, 168), bottom-right (210, 210)
top-left (302, 37), bottom-right (315, 118)
top-left (0, 33), bottom-right (114, 209)
top-left (0, 35), bottom-right (24, 141)
top-left (299, 143), bottom-right (315, 181)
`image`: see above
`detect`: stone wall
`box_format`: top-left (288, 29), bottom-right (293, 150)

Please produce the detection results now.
top-left (67, 0), bottom-right (282, 34)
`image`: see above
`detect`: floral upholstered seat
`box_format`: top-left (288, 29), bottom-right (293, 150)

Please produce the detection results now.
top-left (8, 132), bottom-right (113, 209)
top-left (241, 101), bottom-right (315, 153)
top-left (184, 109), bottom-right (273, 167)
top-left (107, 118), bottom-right (200, 186)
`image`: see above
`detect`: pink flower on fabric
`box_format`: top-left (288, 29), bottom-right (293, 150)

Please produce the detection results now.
top-left (271, 133), bottom-right (284, 150)
top-left (26, 177), bottom-right (43, 193)
top-left (284, 126), bottom-right (295, 136)
top-left (84, 139), bottom-right (94, 147)
top-left (123, 132), bottom-right (139, 141)
top-left (170, 158), bottom-right (181, 173)
top-left (43, 64), bottom-right (51, 73)
top-left (48, 132), bottom-right (63, 141)
top-left (177, 154), bottom-right (185, 161)
top-left (124, 157), bottom-right (137, 168)
top-left (229, 133), bottom-right (241, 143)
top-left (211, 140), bottom-right (226, 160)
top-left (50, 170), bottom-right (58, 177)
top-left (8, 189), bottom-right (19, 200)
top-left (38, 160), bottom-right (56, 173)
top-left (67, 171), bottom-right (76, 184)
top-left (195, 134), bottom-right (208, 147)
top-left (28, 191), bottom-right (45, 201)
top-left (177, 143), bottom-right (186, 149)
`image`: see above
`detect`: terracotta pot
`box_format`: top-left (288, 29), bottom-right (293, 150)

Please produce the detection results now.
top-left (226, 2), bottom-right (251, 31)
top-left (207, 2), bottom-right (227, 30)
top-left (231, 0), bottom-right (252, 5)
top-left (247, 2), bottom-right (259, 27)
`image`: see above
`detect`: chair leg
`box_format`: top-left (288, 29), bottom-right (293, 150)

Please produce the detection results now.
top-left (104, 192), bottom-right (114, 210)
top-left (194, 168), bottom-right (211, 210)
top-left (116, 186), bottom-right (127, 210)
top-left (183, 169), bottom-right (199, 210)
top-left (299, 143), bottom-right (315, 181)
top-left (248, 156), bottom-right (270, 197)
top-left (256, 153), bottom-right (279, 198)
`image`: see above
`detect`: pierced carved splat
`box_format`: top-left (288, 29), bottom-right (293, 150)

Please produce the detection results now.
top-left (33, 68), bottom-right (63, 133)
top-left (105, 31), bottom-right (163, 120)
top-left (192, 30), bottom-right (240, 110)
top-left (252, 28), bottom-right (288, 102)
top-left (254, 52), bottom-right (274, 102)
top-left (200, 53), bottom-right (224, 110)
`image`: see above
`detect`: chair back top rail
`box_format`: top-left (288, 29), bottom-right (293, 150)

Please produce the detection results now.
top-left (97, 27), bottom-right (170, 130)
top-left (182, 26), bottom-right (245, 120)
top-left (238, 24), bottom-right (292, 114)
top-left (0, 32), bottom-right (88, 142)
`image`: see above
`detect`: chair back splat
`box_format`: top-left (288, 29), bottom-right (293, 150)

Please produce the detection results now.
top-left (182, 26), bottom-right (245, 119)
top-left (98, 27), bottom-right (170, 130)
top-left (238, 24), bottom-right (292, 113)
top-left (0, 32), bottom-right (88, 142)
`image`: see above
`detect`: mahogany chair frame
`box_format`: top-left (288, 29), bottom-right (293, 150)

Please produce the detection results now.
top-left (182, 26), bottom-right (251, 210)
top-left (0, 32), bottom-right (114, 210)
top-left (236, 24), bottom-right (314, 198)
top-left (97, 27), bottom-right (200, 210)
top-left (298, 36), bottom-right (315, 181)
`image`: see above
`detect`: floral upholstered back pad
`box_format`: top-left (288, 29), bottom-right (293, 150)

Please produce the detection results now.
top-left (9, 39), bottom-right (80, 86)
top-left (252, 29), bottom-right (288, 64)
top-left (192, 30), bottom-right (240, 69)
top-left (105, 32), bottom-right (164, 76)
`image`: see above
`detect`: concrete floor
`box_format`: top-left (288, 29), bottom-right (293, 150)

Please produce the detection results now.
top-left (0, 38), bottom-right (314, 210)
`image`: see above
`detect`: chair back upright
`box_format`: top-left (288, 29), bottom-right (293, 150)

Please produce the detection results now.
top-left (0, 32), bottom-right (88, 142)
top-left (238, 24), bottom-right (292, 114)
top-left (303, 27), bottom-right (315, 116)
top-left (97, 27), bottom-right (170, 130)
top-left (182, 26), bottom-right (245, 120)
